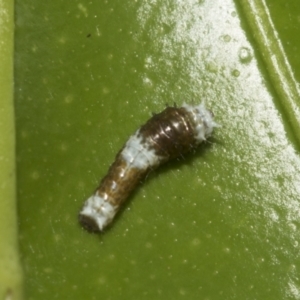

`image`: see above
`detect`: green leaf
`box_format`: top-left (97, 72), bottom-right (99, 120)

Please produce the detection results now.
top-left (0, 0), bottom-right (24, 299)
top-left (14, 0), bottom-right (300, 299)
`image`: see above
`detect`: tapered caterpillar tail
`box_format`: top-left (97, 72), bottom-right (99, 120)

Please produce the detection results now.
top-left (79, 103), bottom-right (217, 232)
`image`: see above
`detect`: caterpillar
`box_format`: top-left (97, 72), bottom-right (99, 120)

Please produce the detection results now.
top-left (79, 103), bottom-right (217, 232)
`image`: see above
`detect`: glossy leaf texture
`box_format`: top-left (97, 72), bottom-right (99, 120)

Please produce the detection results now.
top-left (14, 0), bottom-right (300, 299)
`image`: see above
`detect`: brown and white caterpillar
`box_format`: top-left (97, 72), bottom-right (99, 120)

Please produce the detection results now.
top-left (79, 103), bottom-right (217, 232)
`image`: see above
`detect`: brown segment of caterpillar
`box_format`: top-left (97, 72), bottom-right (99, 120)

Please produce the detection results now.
top-left (78, 103), bottom-right (218, 232)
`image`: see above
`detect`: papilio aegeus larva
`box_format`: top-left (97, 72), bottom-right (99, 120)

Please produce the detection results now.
top-left (79, 103), bottom-right (217, 232)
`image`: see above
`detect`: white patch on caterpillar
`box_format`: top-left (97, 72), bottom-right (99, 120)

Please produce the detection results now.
top-left (80, 193), bottom-right (116, 231)
top-left (121, 130), bottom-right (162, 169)
top-left (182, 103), bottom-right (218, 143)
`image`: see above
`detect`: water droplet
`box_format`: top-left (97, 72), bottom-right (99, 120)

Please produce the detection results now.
top-left (221, 34), bottom-right (231, 43)
top-left (145, 242), bottom-right (152, 248)
top-left (239, 47), bottom-right (252, 64)
top-left (223, 247), bottom-right (230, 253)
top-left (179, 289), bottom-right (187, 296)
top-left (206, 62), bottom-right (218, 73)
top-left (21, 130), bottom-right (29, 138)
top-left (60, 143), bottom-right (68, 152)
top-left (58, 37), bottom-right (66, 44)
top-left (191, 238), bottom-right (201, 246)
top-left (102, 87), bottom-right (110, 94)
top-left (231, 69), bottom-right (240, 77)
top-left (143, 76), bottom-right (153, 87)
top-left (31, 171), bottom-right (40, 180)
top-left (64, 94), bottom-right (73, 104)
